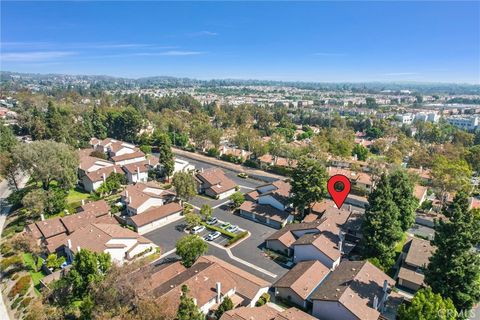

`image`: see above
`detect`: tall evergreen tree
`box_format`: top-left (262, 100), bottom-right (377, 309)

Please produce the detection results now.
top-left (425, 192), bottom-right (480, 312)
top-left (389, 170), bottom-right (418, 231)
top-left (361, 174), bottom-right (403, 268)
top-left (155, 132), bottom-right (175, 180)
top-left (177, 285), bottom-right (204, 320)
top-left (290, 156), bottom-right (328, 215)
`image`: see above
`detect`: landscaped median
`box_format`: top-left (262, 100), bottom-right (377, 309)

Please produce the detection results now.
top-left (200, 222), bottom-right (249, 247)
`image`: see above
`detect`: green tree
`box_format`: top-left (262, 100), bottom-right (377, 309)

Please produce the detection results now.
top-left (0, 122), bottom-right (17, 153)
top-left (13, 140), bottom-right (79, 190)
top-left (0, 153), bottom-right (22, 191)
top-left (229, 192), bottom-right (245, 209)
top-left (389, 170), bottom-right (418, 231)
top-left (54, 249), bottom-right (111, 305)
top-left (155, 132), bottom-right (175, 180)
top-left (361, 174), bottom-right (403, 268)
top-left (399, 288), bottom-right (454, 320)
top-left (466, 145), bottom-right (480, 173)
top-left (199, 204), bottom-right (213, 221)
top-left (352, 144), bottom-right (368, 161)
top-left (425, 192), bottom-right (480, 312)
top-left (172, 172), bottom-right (197, 202)
top-left (215, 296), bottom-right (234, 319)
top-left (96, 172), bottom-right (126, 197)
top-left (290, 157), bottom-right (328, 214)
top-left (176, 235), bottom-right (208, 268)
top-left (431, 156), bottom-right (472, 202)
top-left (177, 285), bottom-right (204, 320)
top-left (46, 254), bottom-right (66, 270)
top-left (184, 211), bottom-right (202, 229)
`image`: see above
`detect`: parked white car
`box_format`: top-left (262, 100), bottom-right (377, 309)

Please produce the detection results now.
top-left (191, 225), bottom-right (206, 234)
top-left (206, 231), bottom-right (221, 241)
top-left (226, 225), bottom-right (239, 233)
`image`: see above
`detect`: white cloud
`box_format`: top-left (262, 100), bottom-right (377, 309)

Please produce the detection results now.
top-left (1, 51), bottom-right (77, 62)
top-left (188, 31), bottom-right (218, 37)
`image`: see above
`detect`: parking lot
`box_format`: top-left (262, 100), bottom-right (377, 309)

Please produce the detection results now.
top-left (144, 156), bottom-right (293, 281)
top-left (191, 219), bottom-right (246, 246)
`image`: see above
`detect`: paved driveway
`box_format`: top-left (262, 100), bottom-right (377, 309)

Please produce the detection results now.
top-left (144, 205), bottom-right (290, 282)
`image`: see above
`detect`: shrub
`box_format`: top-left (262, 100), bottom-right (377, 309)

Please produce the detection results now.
top-left (0, 255), bottom-right (23, 272)
top-left (20, 297), bottom-right (33, 309)
top-left (220, 154), bottom-right (243, 164)
top-left (202, 223), bottom-right (236, 238)
top-left (207, 148), bottom-right (220, 157)
top-left (268, 165), bottom-right (293, 176)
top-left (255, 293), bottom-right (270, 306)
top-left (11, 297), bottom-right (22, 310)
top-left (243, 159), bottom-right (259, 168)
top-left (139, 145), bottom-right (152, 154)
top-left (8, 275), bottom-right (31, 298)
top-left (226, 231), bottom-right (248, 246)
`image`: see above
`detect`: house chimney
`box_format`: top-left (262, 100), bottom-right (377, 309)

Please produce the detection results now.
top-left (338, 240), bottom-right (343, 254)
top-left (383, 279), bottom-right (388, 293)
top-left (148, 159), bottom-right (151, 166)
top-left (201, 168), bottom-right (204, 173)
top-left (129, 196), bottom-right (132, 204)
top-left (373, 295), bottom-right (379, 310)
top-left (77, 246), bottom-right (81, 253)
top-left (102, 173), bottom-right (106, 182)
top-left (40, 214), bottom-right (45, 221)
top-left (216, 282), bottom-right (221, 304)
top-left (113, 167), bottom-right (117, 173)
top-left (67, 239), bottom-right (72, 249)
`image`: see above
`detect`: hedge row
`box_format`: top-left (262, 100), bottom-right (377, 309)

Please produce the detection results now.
top-left (226, 231), bottom-right (249, 247)
top-left (201, 223), bottom-right (236, 238)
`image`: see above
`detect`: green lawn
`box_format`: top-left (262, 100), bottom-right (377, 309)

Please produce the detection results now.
top-left (22, 253), bottom-right (46, 294)
top-left (66, 188), bottom-right (91, 204)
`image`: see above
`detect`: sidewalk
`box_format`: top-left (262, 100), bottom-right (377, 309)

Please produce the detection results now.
top-left (173, 148), bottom-right (286, 183)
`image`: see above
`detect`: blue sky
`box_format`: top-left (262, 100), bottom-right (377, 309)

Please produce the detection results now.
top-left (1, 1), bottom-right (479, 83)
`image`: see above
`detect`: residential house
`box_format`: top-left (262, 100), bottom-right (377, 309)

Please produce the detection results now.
top-left (111, 151), bottom-right (147, 166)
top-left (258, 154), bottom-right (298, 169)
top-left (220, 146), bottom-right (252, 161)
top-left (328, 167), bottom-right (373, 193)
top-left (220, 305), bottom-right (317, 320)
top-left (397, 237), bottom-right (434, 292)
top-left (273, 260), bottom-right (330, 309)
top-left (239, 180), bottom-right (294, 229)
top-left (265, 219), bottom-right (337, 256)
top-left (131, 255), bottom-right (270, 318)
top-left (78, 154), bottom-right (124, 192)
top-left (121, 182), bottom-right (176, 215)
top-left (310, 260), bottom-right (396, 320)
top-left (62, 223), bottom-right (158, 265)
top-left (196, 168), bottom-right (237, 199)
top-left (127, 202), bottom-right (183, 235)
top-left (91, 137), bottom-right (137, 158)
top-left (25, 200), bottom-right (118, 254)
top-left (122, 157), bottom-right (159, 184)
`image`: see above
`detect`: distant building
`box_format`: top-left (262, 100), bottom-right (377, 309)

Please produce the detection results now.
top-left (414, 112), bottom-right (440, 123)
top-left (395, 113), bottom-right (414, 125)
top-left (446, 116), bottom-right (479, 131)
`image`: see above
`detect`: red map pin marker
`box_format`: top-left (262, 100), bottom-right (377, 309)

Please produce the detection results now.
top-left (327, 174), bottom-right (351, 209)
